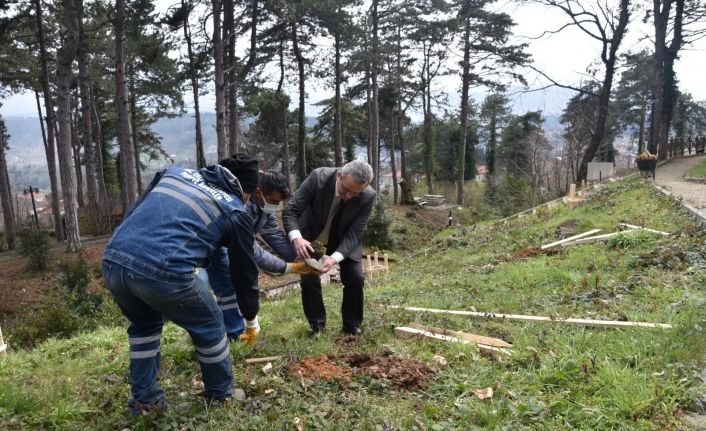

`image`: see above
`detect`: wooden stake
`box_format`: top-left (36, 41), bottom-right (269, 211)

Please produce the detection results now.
top-left (561, 230), bottom-right (637, 247)
top-left (394, 327), bottom-right (511, 355)
top-left (388, 306), bottom-right (672, 329)
top-left (541, 229), bottom-right (603, 250)
top-left (618, 223), bottom-right (670, 236)
top-left (384, 254), bottom-right (389, 276)
top-left (245, 356), bottom-right (282, 365)
top-left (569, 183), bottom-right (576, 200)
top-left (0, 326), bottom-right (6, 356)
top-left (407, 323), bottom-right (512, 348)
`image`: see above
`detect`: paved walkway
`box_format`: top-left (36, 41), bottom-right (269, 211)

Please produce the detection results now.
top-left (655, 155), bottom-right (706, 220)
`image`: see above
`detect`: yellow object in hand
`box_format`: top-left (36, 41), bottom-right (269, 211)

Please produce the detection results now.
top-left (287, 261), bottom-right (320, 275)
top-left (239, 327), bottom-right (258, 346)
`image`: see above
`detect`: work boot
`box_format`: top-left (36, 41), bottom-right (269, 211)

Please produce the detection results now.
top-left (130, 398), bottom-right (169, 416)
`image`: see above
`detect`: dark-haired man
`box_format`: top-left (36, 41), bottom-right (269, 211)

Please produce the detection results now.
top-left (203, 170), bottom-right (319, 342)
top-left (102, 154), bottom-right (261, 415)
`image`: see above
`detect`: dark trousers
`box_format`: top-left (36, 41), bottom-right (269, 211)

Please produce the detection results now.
top-left (300, 258), bottom-right (364, 330)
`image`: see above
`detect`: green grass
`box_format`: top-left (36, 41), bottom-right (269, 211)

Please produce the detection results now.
top-left (1, 179), bottom-right (705, 430)
top-left (687, 159), bottom-right (706, 179)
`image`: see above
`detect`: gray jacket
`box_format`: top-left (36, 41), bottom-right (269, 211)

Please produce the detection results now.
top-left (283, 167), bottom-right (376, 262)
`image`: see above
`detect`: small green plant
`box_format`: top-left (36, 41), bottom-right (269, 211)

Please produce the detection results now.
top-left (605, 230), bottom-right (654, 250)
top-left (7, 252), bottom-right (106, 348)
top-left (363, 194), bottom-right (395, 250)
top-left (58, 251), bottom-right (103, 316)
top-left (18, 226), bottom-right (52, 270)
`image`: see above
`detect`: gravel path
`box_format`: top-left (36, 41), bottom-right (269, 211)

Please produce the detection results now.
top-left (654, 155), bottom-right (706, 220)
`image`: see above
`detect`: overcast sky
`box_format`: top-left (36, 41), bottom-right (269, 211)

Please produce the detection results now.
top-left (1, 0), bottom-right (704, 120)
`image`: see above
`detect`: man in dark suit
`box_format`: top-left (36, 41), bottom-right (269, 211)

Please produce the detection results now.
top-left (283, 160), bottom-right (376, 336)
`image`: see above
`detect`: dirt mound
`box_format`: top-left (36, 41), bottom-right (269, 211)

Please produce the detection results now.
top-left (340, 351), bottom-right (435, 391)
top-left (506, 247), bottom-right (561, 262)
top-left (288, 355), bottom-right (352, 380)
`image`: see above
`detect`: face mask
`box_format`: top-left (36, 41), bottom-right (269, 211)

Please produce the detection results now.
top-left (262, 202), bottom-right (280, 214)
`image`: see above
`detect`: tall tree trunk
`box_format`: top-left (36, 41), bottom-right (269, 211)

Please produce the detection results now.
top-left (90, 86), bottom-right (109, 216)
top-left (34, 0), bottom-right (63, 240)
top-left (128, 68), bottom-right (142, 194)
top-left (638, 97), bottom-right (647, 154)
top-left (277, 42), bottom-right (290, 184)
top-left (394, 25), bottom-right (410, 204)
top-left (71, 106), bottom-right (85, 208)
top-left (213, 0), bottom-right (227, 160)
top-left (422, 45), bottom-right (433, 193)
top-left (577, 0), bottom-right (629, 182)
top-left (365, 50), bottom-right (372, 164)
top-left (657, 0), bottom-right (684, 160)
top-left (182, 0), bottom-right (206, 168)
top-left (457, 13), bottom-right (471, 205)
top-left (34, 90), bottom-right (49, 161)
top-left (0, 123), bottom-right (16, 250)
top-left (224, 0), bottom-right (236, 155)
top-left (648, 0), bottom-right (670, 156)
top-left (56, 0), bottom-right (82, 251)
top-left (370, 1), bottom-right (380, 190)
top-left (115, 0), bottom-right (138, 211)
top-left (77, 19), bottom-right (99, 215)
top-left (292, 22), bottom-right (307, 184)
top-left (333, 29), bottom-right (343, 167)
top-left (390, 133), bottom-right (398, 204)
top-left (487, 115), bottom-right (497, 176)
top-left (231, 0), bottom-right (260, 154)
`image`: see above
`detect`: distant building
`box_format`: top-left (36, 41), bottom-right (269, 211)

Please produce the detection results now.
top-left (475, 165), bottom-right (488, 181)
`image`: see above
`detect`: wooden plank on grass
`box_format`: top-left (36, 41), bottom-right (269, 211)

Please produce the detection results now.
top-left (388, 306), bottom-right (672, 329)
top-left (245, 356), bottom-right (282, 365)
top-left (394, 327), bottom-right (511, 355)
top-left (560, 230), bottom-right (637, 247)
top-left (618, 223), bottom-right (670, 236)
top-left (541, 229), bottom-right (603, 249)
top-left (406, 323), bottom-right (512, 348)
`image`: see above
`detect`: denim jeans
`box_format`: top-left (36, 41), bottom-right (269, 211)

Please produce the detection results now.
top-left (102, 261), bottom-right (234, 415)
top-left (197, 263), bottom-right (245, 339)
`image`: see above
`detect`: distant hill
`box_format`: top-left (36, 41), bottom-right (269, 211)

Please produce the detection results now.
top-left (3, 111), bottom-right (565, 190)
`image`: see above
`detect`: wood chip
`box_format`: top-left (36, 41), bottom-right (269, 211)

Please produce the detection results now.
top-left (473, 387), bottom-right (494, 400)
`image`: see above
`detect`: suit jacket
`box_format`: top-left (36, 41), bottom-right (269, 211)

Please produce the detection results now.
top-left (283, 167), bottom-right (376, 262)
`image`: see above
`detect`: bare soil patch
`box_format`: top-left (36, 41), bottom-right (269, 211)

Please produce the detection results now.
top-left (289, 350), bottom-right (436, 391)
top-left (0, 240), bottom-right (106, 315)
top-left (339, 350), bottom-right (435, 391)
top-left (288, 355), bottom-right (353, 380)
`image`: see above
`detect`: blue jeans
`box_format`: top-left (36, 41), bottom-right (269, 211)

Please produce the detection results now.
top-left (102, 261), bottom-right (234, 415)
top-left (199, 250), bottom-right (245, 339)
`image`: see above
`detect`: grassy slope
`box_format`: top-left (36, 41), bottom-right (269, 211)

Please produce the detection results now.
top-left (1, 179), bottom-right (706, 430)
top-left (687, 159), bottom-right (706, 179)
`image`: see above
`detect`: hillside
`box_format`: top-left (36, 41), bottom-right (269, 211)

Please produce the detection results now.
top-left (1, 179), bottom-right (705, 430)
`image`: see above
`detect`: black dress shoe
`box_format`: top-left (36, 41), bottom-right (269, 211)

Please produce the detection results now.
top-left (342, 326), bottom-right (362, 336)
top-left (309, 324), bottom-right (326, 338)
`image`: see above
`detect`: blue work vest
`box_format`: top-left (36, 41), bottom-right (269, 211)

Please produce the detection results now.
top-left (104, 166), bottom-right (250, 282)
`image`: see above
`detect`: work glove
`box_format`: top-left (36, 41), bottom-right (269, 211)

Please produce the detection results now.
top-left (284, 261), bottom-right (320, 276)
top-left (239, 316), bottom-right (260, 346)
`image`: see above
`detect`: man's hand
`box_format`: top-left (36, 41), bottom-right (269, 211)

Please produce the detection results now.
top-left (239, 317), bottom-right (260, 346)
top-left (285, 262), bottom-right (321, 276)
top-left (292, 237), bottom-right (314, 259)
top-left (320, 257), bottom-right (337, 273)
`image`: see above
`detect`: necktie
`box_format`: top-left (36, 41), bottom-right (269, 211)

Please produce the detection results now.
top-left (326, 200), bottom-right (347, 255)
